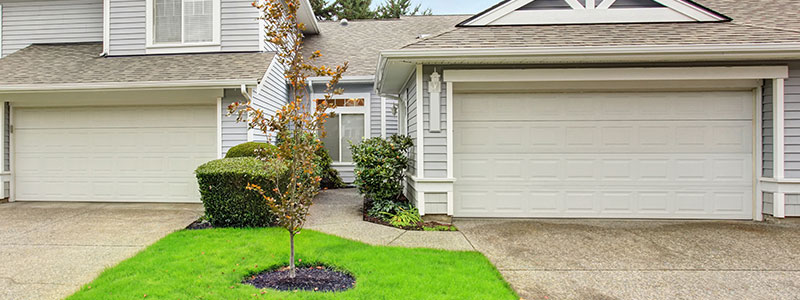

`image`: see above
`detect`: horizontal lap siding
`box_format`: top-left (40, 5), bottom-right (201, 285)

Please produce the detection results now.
top-left (763, 192), bottom-right (774, 216)
top-left (406, 70), bottom-right (417, 176)
top-left (109, 0), bottom-right (259, 55)
top-left (250, 57), bottom-right (287, 144)
top-left (370, 89), bottom-right (381, 138)
top-left (220, 0), bottom-right (259, 52)
top-left (786, 194), bottom-right (800, 216)
top-left (109, 0), bottom-right (145, 55)
top-left (763, 79), bottom-right (774, 177)
top-left (785, 63), bottom-right (800, 178)
top-left (422, 67), bottom-right (447, 178)
top-left (1, 0), bottom-right (103, 57)
top-left (221, 89), bottom-right (248, 155)
top-left (386, 97), bottom-right (399, 136)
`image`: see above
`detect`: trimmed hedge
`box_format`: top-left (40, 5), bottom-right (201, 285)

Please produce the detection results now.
top-left (195, 157), bottom-right (287, 228)
top-left (224, 142), bottom-right (278, 159)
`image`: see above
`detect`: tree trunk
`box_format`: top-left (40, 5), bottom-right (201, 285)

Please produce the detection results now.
top-left (289, 232), bottom-right (296, 279)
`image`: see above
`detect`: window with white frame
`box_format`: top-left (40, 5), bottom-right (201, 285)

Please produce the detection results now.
top-left (317, 97), bottom-right (368, 163)
top-left (149, 0), bottom-right (220, 46)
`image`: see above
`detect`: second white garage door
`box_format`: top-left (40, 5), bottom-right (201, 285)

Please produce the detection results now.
top-left (14, 105), bottom-right (217, 202)
top-left (453, 90), bottom-right (754, 219)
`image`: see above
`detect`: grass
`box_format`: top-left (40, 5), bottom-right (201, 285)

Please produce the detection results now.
top-left (66, 228), bottom-right (517, 300)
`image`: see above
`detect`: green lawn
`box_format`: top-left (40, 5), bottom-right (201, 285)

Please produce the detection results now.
top-left (66, 228), bottom-right (517, 300)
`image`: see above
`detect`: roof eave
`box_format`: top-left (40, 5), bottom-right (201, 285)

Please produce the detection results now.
top-left (376, 43), bottom-right (800, 94)
top-left (0, 79), bottom-right (260, 93)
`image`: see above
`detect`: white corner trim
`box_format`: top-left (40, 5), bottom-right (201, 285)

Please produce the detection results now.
top-left (103, 0), bottom-right (110, 55)
top-left (755, 86), bottom-right (763, 221)
top-left (415, 65), bottom-right (424, 179)
top-left (773, 78), bottom-right (785, 180)
top-left (444, 66), bottom-right (789, 83)
top-left (773, 193), bottom-right (786, 218)
top-left (380, 97), bottom-right (386, 138)
top-left (216, 97), bottom-right (223, 158)
top-left (8, 104), bottom-right (13, 202)
top-left (145, 0), bottom-right (222, 51)
top-left (428, 70), bottom-right (442, 132)
top-left (446, 81), bottom-right (454, 180)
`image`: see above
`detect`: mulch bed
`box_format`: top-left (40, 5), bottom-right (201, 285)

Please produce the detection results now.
top-left (362, 214), bottom-right (455, 231)
top-left (185, 219), bottom-right (213, 230)
top-left (243, 265), bottom-right (355, 292)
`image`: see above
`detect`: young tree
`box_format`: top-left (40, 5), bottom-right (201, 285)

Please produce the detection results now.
top-left (375, 0), bottom-right (431, 18)
top-left (230, 0), bottom-right (347, 278)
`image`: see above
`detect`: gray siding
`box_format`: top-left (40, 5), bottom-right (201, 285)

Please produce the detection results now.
top-left (108, 0), bottom-right (259, 56)
top-left (421, 67), bottom-right (448, 178)
top-left (220, 0), bottom-right (260, 52)
top-left (370, 89), bottom-right (382, 138)
top-left (785, 63), bottom-right (800, 178)
top-left (763, 192), bottom-right (774, 216)
top-left (763, 79), bottom-right (774, 177)
top-left (221, 89), bottom-right (248, 155)
top-left (787, 194), bottom-right (800, 216)
top-left (406, 181), bottom-right (417, 206)
top-left (386, 97), bottom-right (399, 136)
top-left (0, 0), bottom-right (103, 57)
top-left (405, 70), bottom-right (418, 176)
top-left (337, 164), bottom-right (355, 184)
top-left (108, 0), bottom-right (145, 56)
top-left (424, 192), bottom-right (447, 214)
top-left (250, 57), bottom-right (287, 143)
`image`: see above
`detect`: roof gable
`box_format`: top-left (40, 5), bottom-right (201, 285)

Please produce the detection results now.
top-left (459, 0), bottom-right (730, 26)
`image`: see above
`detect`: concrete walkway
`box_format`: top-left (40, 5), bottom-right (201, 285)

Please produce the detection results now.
top-left (0, 201), bottom-right (202, 300)
top-left (306, 188), bottom-right (474, 251)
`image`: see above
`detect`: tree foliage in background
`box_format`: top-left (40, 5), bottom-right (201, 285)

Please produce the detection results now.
top-left (229, 0), bottom-right (347, 279)
top-left (312, 0), bottom-right (431, 20)
top-left (376, 0), bottom-right (431, 19)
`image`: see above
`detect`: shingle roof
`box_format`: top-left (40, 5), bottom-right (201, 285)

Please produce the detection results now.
top-left (302, 15), bottom-right (467, 76)
top-left (404, 0), bottom-right (800, 49)
top-left (0, 43), bottom-right (274, 86)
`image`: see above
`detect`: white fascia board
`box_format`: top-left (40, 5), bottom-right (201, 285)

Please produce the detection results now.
top-left (308, 75), bottom-right (375, 84)
top-left (376, 43), bottom-right (800, 93)
top-left (0, 80), bottom-right (259, 93)
top-left (298, 0), bottom-right (320, 34)
top-left (444, 66), bottom-right (789, 83)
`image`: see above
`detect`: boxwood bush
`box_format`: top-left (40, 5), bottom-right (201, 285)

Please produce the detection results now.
top-left (351, 135), bottom-right (414, 216)
top-left (195, 157), bottom-right (288, 228)
top-left (224, 142), bottom-right (278, 159)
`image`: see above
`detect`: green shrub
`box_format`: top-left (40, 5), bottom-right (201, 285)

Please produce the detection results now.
top-left (195, 157), bottom-right (288, 228)
top-left (381, 206), bottom-right (422, 228)
top-left (316, 143), bottom-right (346, 189)
top-left (351, 135), bottom-right (414, 216)
top-left (224, 142), bottom-right (278, 158)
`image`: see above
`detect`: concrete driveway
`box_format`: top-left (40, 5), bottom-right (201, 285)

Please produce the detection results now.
top-left (0, 201), bottom-right (202, 300)
top-left (455, 218), bottom-right (800, 300)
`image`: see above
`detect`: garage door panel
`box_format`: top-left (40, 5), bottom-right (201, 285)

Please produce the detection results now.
top-left (455, 121), bottom-right (752, 154)
top-left (454, 90), bottom-right (754, 219)
top-left (456, 91), bottom-right (753, 122)
top-left (456, 153), bottom-right (752, 185)
top-left (15, 105), bottom-right (216, 202)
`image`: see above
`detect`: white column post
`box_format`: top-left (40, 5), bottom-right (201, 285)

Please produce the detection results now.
top-left (415, 64), bottom-right (425, 214)
top-left (773, 78), bottom-right (786, 218)
top-left (446, 81), bottom-right (454, 216)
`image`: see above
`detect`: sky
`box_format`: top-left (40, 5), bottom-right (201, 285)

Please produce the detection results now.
top-left (369, 0), bottom-right (499, 15)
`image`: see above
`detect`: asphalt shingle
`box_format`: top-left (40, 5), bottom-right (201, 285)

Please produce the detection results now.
top-left (0, 43), bottom-right (274, 86)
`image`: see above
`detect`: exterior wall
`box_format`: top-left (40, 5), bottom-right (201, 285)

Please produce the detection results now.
top-left (421, 66), bottom-right (448, 178)
top-left (786, 194), bottom-right (800, 216)
top-left (108, 0), bottom-right (259, 56)
top-left (0, 0), bottom-right (103, 57)
top-left (386, 97), bottom-right (399, 136)
top-left (763, 79), bottom-right (774, 177)
top-left (763, 192), bottom-right (774, 215)
top-left (250, 57), bottom-right (287, 144)
top-left (405, 70), bottom-right (418, 177)
top-left (221, 89), bottom-right (248, 155)
top-left (784, 62), bottom-right (800, 178)
top-left (424, 192), bottom-right (447, 214)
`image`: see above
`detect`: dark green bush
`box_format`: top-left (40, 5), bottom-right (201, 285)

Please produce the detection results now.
top-left (316, 142), bottom-right (346, 189)
top-left (225, 142), bottom-right (278, 158)
top-left (351, 135), bottom-right (414, 216)
top-left (195, 157), bottom-right (288, 228)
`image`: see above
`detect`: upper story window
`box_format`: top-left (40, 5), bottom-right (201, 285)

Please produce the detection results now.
top-left (147, 0), bottom-right (221, 51)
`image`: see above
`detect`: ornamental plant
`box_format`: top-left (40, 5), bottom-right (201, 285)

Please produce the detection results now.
top-left (351, 135), bottom-right (414, 216)
top-left (228, 0), bottom-right (347, 278)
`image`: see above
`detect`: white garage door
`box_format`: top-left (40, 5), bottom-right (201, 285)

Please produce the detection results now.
top-left (454, 91), bottom-right (754, 219)
top-left (15, 105), bottom-right (217, 202)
